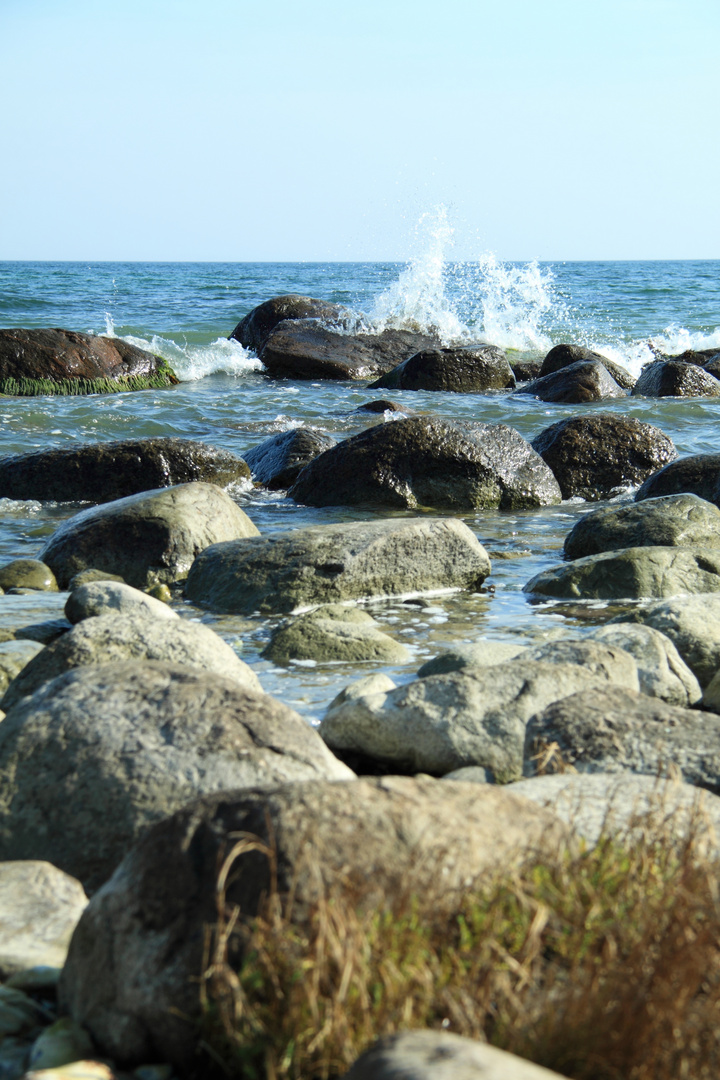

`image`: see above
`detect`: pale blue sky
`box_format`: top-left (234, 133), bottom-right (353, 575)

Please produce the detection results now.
top-left (1, 0), bottom-right (718, 261)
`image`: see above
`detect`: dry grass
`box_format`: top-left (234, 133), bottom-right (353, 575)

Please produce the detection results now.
top-left (199, 801), bottom-right (720, 1080)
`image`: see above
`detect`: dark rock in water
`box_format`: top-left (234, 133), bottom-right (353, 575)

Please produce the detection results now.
top-left (540, 342), bottom-right (636, 390)
top-left (516, 360), bottom-right (626, 404)
top-left (652, 347), bottom-right (720, 365)
top-left (510, 358), bottom-right (542, 382)
top-left (0, 437), bottom-right (250, 504)
top-left (289, 416), bottom-right (561, 510)
top-left (230, 294), bottom-right (350, 353)
top-left (369, 345), bottom-right (515, 392)
top-left (704, 357), bottom-right (720, 379)
top-left (243, 428), bottom-right (335, 489)
top-left (635, 453), bottom-right (720, 505)
top-left (0, 329), bottom-right (178, 396)
top-left (531, 414), bottom-right (675, 500)
top-left (564, 494), bottom-right (720, 560)
top-left (631, 360), bottom-right (720, 398)
top-left (352, 399), bottom-right (410, 414)
top-left (259, 319), bottom-right (440, 380)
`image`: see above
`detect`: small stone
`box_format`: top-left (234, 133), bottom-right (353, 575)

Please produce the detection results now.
top-left (28, 1019), bottom-right (95, 1072)
top-left (0, 560), bottom-right (58, 593)
top-left (262, 604), bottom-right (409, 665)
top-left (146, 584), bottom-right (172, 604)
top-left (67, 570), bottom-right (126, 591)
top-left (24, 1063), bottom-right (115, 1080)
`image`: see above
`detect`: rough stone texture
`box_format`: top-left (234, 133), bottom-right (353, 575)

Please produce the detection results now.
top-left (289, 417), bottom-right (561, 511)
top-left (417, 640), bottom-right (527, 677)
top-left (632, 360), bottom-right (720, 398)
top-left (0, 661), bottom-right (353, 892)
top-left (230, 294), bottom-right (350, 353)
top-left (342, 1031), bottom-right (567, 1080)
top-left (0, 610), bottom-right (260, 711)
top-left (64, 581), bottom-right (178, 624)
top-left (563, 494), bottom-right (720, 560)
top-left (516, 360), bottom-right (627, 404)
top-left (531, 414), bottom-right (675, 500)
top-left (0, 560), bottom-right (58, 592)
top-left (587, 623), bottom-right (702, 705)
top-left (59, 777), bottom-right (568, 1069)
top-left (612, 593), bottom-right (720, 688)
top-left (262, 604), bottom-right (409, 664)
top-left (259, 319), bottom-right (440, 380)
top-left (511, 358), bottom-right (542, 382)
top-left (368, 345), bottom-right (515, 392)
top-left (635, 453), bottom-right (720, 505)
top-left (0, 438), bottom-right (249, 504)
top-left (320, 657), bottom-right (639, 781)
top-left (539, 342), bottom-right (636, 389)
top-left (0, 639), bottom-right (44, 695)
top-left (700, 669), bottom-right (720, 713)
top-left (242, 428), bottom-right (336, 489)
top-left (524, 685), bottom-right (720, 793)
top-left (521, 639), bottom-right (640, 687)
top-left (185, 517), bottom-right (491, 615)
top-left (39, 482), bottom-right (260, 589)
top-left (524, 545), bottom-right (720, 601)
top-left (352, 399), bottom-right (411, 414)
top-left (0, 862), bottom-right (88, 978)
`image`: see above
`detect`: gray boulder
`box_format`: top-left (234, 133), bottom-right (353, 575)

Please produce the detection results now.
top-left (0, 639), bottom-right (44, 696)
top-left (516, 360), bottom-right (626, 404)
top-left (289, 417), bottom-right (561, 511)
top-left (632, 360), bottom-right (720, 398)
top-left (230, 294), bottom-right (351, 353)
top-left (39, 482), bottom-right (260, 589)
top-left (564, 494), bottom-right (720, 559)
top-left (587, 623), bottom-right (702, 705)
top-left (0, 861), bottom-right (88, 977)
top-left (524, 546), bottom-right (720, 600)
top-left (185, 517), bottom-right (491, 615)
top-left (64, 581), bottom-right (178, 624)
top-left (1, 610), bottom-right (261, 711)
top-left (262, 604), bottom-right (409, 664)
top-left (243, 428), bottom-right (336, 489)
top-left (417, 639), bottom-right (527, 677)
top-left (611, 593), bottom-right (720, 687)
top-left (635, 453), bottom-right (720, 504)
top-left (539, 343), bottom-right (635, 389)
top-left (0, 661), bottom-right (353, 891)
top-left (522, 638), bottom-right (640, 686)
top-left (368, 345), bottom-right (515, 392)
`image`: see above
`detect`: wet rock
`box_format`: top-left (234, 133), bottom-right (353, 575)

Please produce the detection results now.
top-left (587, 623), bottom-right (702, 705)
top-left (564, 494), bottom-right (720, 559)
top-left (516, 360), bottom-right (626, 403)
top-left (242, 428), bottom-right (335, 489)
top-left (230, 294), bottom-right (350, 353)
top-left (352, 399), bottom-right (410, 413)
top-left (0, 661), bottom-right (352, 891)
top-left (39, 482), bottom-right (259, 589)
top-left (0, 560), bottom-right (58, 592)
top-left (0, 438), bottom-right (249, 504)
top-left (531, 414), bottom-right (675, 500)
top-left (261, 604), bottom-right (409, 664)
top-left (369, 344), bottom-right (515, 392)
top-left (635, 453), bottom-right (720, 504)
top-left (64, 581), bottom-right (179, 624)
top-left (416, 639), bottom-right (527, 677)
top-left (632, 360), bottom-right (720, 398)
top-left (0, 639), bottom-right (44, 695)
top-left (0, 862), bottom-right (87, 977)
top-left (185, 517), bottom-right (491, 615)
top-left (0, 329), bottom-right (177, 395)
top-left (510, 358), bottom-right (542, 381)
top-left (612, 593), bottom-right (720, 687)
top-left (59, 777), bottom-right (568, 1069)
top-left (289, 416), bottom-right (561, 510)
top-left (539, 343), bottom-right (635, 389)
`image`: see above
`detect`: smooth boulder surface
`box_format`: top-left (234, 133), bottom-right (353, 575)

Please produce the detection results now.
top-left (39, 482), bottom-right (260, 589)
top-left (632, 360), bottom-right (720, 398)
top-left (0, 662), bottom-right (353, 891)
top-left (0, 438), bottom-right (249, 504)
top-left (262, 604), bottom-right (409, 664)
top-left (417, 639), bottom-right (527, 677)
top-left (64, 581), bottom-right (178, 624)
top-left (587, 623), bottom-right (702, 705)
top-left (369, 345), bottom-right (515, 392)
top-left (185, 517), bottom-right (491, 615)
top-left (612, 593), bottom-right (720, 687)
top-left (0, 862), bottom-right (88, 977)
top-left (0, 610), bottom-right (261, 711)
top-left (516, 360), bottom-right (626, 404)
top-left (524, 545), bottom-right (720, 600)
top-left (539, 342), bottom-right (636, 389)
top-left (524, 685), bottom-right (720, 793)
top-left (230, 294), bottom-right (350, 353)
top-left (635, 453), bottom-right (720, 505)
top-left (59, 777), bottom-right (568, 1068)
top-left (563, 494), bottom-right (720, 559)
top-left (289, 417), bottom-right (561, 510)
top-left (0, 559), bottom-right (58, 592)
top-left (531, 414), bottom-right (675, 500)
top-left (0, 639), bottom-right (44, 695)
top-left (242, 428), bottom-right (336, 489)
top-left (259, 319), bottom-right (440, 380)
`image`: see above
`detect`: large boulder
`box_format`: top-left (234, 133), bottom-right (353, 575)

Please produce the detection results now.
top-left (611, 593), bottom-right (720, 687)
top-left (0, 438), bottom-right (249, 504)
top-left (539, 343), bottom-right (635, 389)
top-left (516, 361), bottom-right (626, 404)
top-left (262, 604), bottom-right (409, 664)
top-left (39, 482), bottom-right (260, 589)
top-left (563, 494), bottom-right (720, 559)
top-left (59, 777), bottom-right (569, 1069)
top-left (259, 319), bottom-right (440, 380)
top-left (531, 415), bottom-right (675, 500)
top-left (524, 546), bottom-right (720, 601)
top-left (185, 517), bottom-right (491, 615)
top-left (230, 294), bottom-right (350, 353)
top-left (368, 345), bottom-right (515, 392)
top-left (289, 417), bottom-right (561, 510)
top-left (0, 861), bottom-right (87, 977)
top-left (0, 328), bottom-right (177, 395)
top-left (242, 428), bottom-right (336, 489)
top-left (631, 360), bottom-right (720, 398)
top-left (0, 662), bottom-right (353, 891)
top-left (586, 623), bottom-right (702, 705)
top-left (0, 610), bottom-right (261, 711)
top-left (635, 453), bottom-right (720, 505)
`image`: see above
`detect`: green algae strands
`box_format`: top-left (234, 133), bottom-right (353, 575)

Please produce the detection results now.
top-left (0, 366), bottom-right (179, 398)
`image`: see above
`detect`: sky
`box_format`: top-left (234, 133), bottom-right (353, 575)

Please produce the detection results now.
top-left (1, 0), bottom-right (718, 261)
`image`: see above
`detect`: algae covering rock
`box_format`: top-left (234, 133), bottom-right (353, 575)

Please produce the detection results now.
top-left (635, 452), bottom-right (720, 504)
top-left (0, 559), bottom-right (58, 592)
top-left (0, 861), bottom-right (87, 977)
top-left (185, 517), bottom-right (491, 615)
top-left (0, 661), bottom-right (353, 891)
top-left (39, 482), bottom-right (260, 589)
top-left (0, 328), bottom-right (178, 396)
top-left (587, 623), bottom-right (702, 706)
top-left (538, 343), bottom-right (635, 390)
top-left (0, 438), bottom-right (250, 503)
top-left (59, 777), bottom-right (568, 1069)
top-left (289, 416), bottom-right (561, 510)
top-left (612, 593), bottom-right (720, 687)
top-left (368, 345), bottom-right (515, 392)
top-left (262, 604), bottom-right (409, 664)
top-left (230, 294), bottom-right (351, 353)
top-left (243, 428), bottom-right (336, 489)
top-left (516, 360), bottom-right (626, 404)
top-left (563, 494), bottom-right (720, 559)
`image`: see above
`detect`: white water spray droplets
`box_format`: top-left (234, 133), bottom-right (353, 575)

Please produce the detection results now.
top-left (122, 334), bottom-right (262, 382)
top-left (467, 254), bottom-right (558, 353)
top-left (104, 313), bottom-right (116, 337)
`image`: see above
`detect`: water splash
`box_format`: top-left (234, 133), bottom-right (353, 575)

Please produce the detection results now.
top-left (123, 333), bottom-right (262, 381)
top-left (103, 312), bottom-right (115, 337)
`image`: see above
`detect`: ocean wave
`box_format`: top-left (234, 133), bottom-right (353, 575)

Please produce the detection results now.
top-left (122, 331), bottom-right (262, 382)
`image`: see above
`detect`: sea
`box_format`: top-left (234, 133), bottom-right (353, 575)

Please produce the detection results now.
top-left (1, 228), bottom-right (720, 723)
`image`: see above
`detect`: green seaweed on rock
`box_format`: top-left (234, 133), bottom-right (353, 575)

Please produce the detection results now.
top-left (0, 360), bottom-right (179, 397)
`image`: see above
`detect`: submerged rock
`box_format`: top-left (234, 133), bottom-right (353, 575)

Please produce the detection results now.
top-left (563, 494), bottom-right (720, 559)
top-left (632, 360), bottom-right (720, 398)
top-left (230, 294), bottom-right (350, 353)
top-left (369, 344), bottom-right (515, 392)
top-left (262, 604), bottom-right (409, 664)
top-left (635, 453), bottom-right (720, 504)
top-left (517, 360), bottom-right (626, 403)
top-left (539, 343), bottom-right (635, 389)
top-left (525, 546), bottom-right (720, 601)
top-left (243, 428), bottom-right (336, 489)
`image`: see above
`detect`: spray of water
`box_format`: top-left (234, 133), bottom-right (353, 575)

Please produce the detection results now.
top-left (123, 333), bottom-right (261, 381)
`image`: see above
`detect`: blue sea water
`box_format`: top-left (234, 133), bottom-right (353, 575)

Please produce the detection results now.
top-left (1, 245), bottom-right (719, 719)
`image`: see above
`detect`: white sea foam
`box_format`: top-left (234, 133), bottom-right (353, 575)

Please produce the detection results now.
top-left (122, 333), bottom-right (262, 381)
